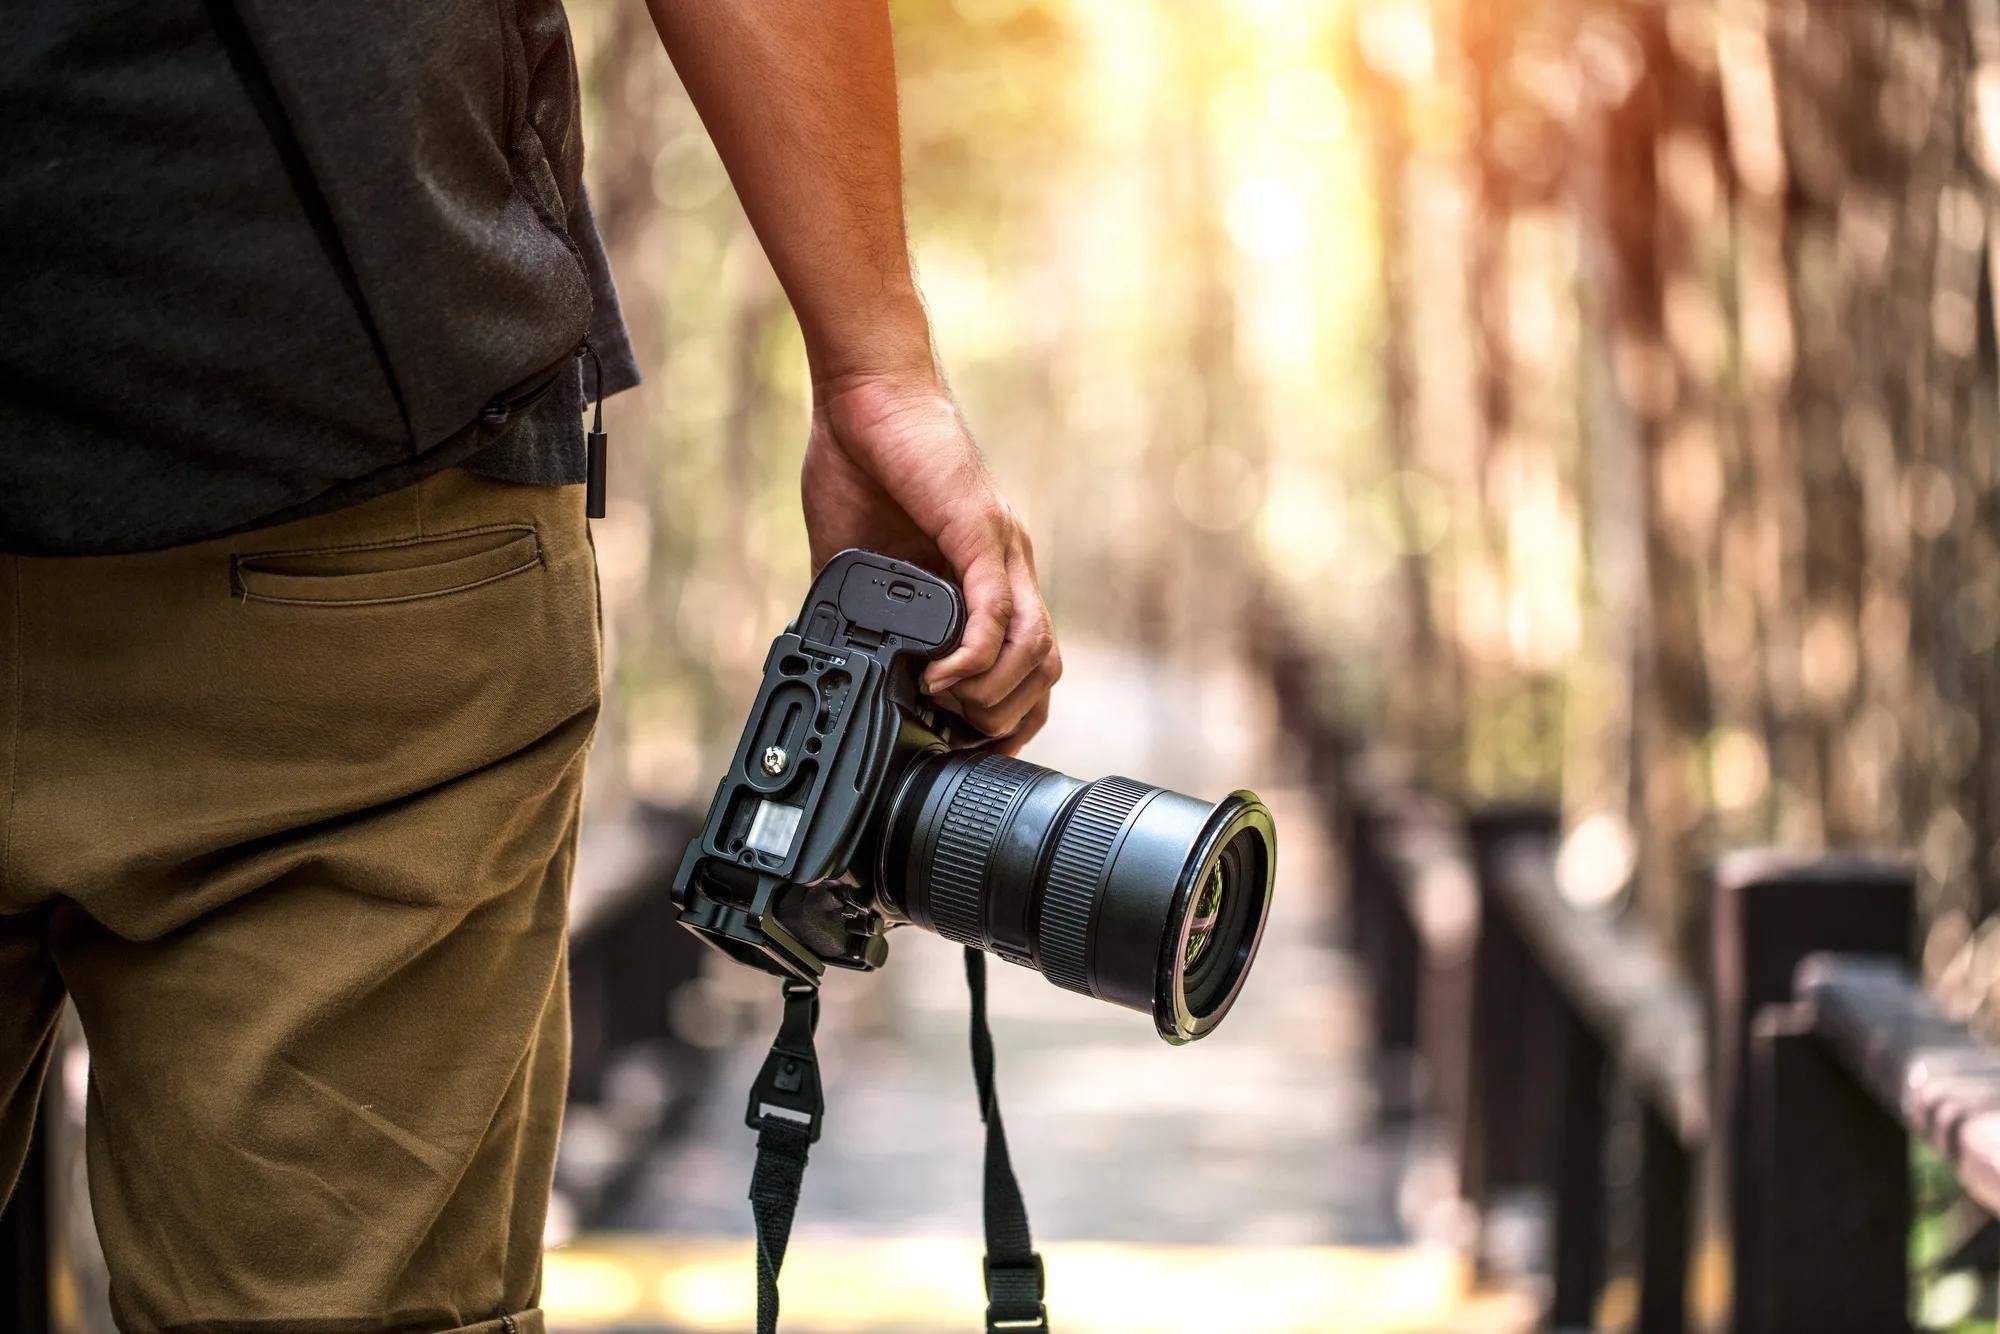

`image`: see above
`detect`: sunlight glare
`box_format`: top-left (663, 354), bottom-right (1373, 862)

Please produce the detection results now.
top-left (1226, 178), bottom-right (1311, 261)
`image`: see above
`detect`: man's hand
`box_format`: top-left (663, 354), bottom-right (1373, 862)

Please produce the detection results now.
top-left (804, 368), bottom-right (1059, 753)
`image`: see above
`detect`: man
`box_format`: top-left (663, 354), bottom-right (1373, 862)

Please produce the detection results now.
top-left (0, 1), bottom-right (1060, 1328)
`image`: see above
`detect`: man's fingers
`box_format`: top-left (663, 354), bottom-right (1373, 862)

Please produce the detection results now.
top-left (947, 557), bottom-right (1052, 711)
top-left (957, 639), bottom-right (1061, 739)
top-left (923, 549), bottom-right (1011, 693)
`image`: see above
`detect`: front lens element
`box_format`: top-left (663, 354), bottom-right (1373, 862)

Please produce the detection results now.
top-left (1184, 865), bottom-right (1225, 970)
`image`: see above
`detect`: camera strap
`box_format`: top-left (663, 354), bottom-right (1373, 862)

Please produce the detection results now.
top-left (746, 980), bottom-right (822, 1334)
top-left (743, 951), bottom-right (1050, 1334)
top-left (963, 946), bottom-right (1052, 1332)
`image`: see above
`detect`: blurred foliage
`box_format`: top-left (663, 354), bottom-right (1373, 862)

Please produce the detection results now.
top-left (1343, 0), bottom-right (2000, 1001)
top-left (1914, 1145), bottom-right (1996, 1332)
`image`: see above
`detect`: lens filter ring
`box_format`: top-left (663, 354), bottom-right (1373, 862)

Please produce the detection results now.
top-left (1153, 793), bottom-right (1276, 1043)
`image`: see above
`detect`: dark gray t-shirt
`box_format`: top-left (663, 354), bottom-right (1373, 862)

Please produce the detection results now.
top-left (0, 0), bottom-right (639, 556)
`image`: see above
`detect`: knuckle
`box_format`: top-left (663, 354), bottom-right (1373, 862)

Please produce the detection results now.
top-left (969, 623), bottom-right (1007, 660)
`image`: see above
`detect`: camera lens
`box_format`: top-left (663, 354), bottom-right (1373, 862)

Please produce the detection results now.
top-left (878, 751), bottom-right (1276, 1043)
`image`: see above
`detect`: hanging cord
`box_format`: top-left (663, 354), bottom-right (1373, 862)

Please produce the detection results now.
top-left (965, 947), bottom-right (1051, 1332)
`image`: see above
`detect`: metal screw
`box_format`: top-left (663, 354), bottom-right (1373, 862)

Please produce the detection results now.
top-left (761, 745), bottom-right (788, 776)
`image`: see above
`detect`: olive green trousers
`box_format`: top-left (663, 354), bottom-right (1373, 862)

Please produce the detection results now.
top-left (0, 470), bottom-right (601, 1332)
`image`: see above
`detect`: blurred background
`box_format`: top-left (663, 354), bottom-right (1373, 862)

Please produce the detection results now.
top-left (16, 0), bottom-right (2000, 1329)
top-left (546, 0), bottom-right (2000, 1328)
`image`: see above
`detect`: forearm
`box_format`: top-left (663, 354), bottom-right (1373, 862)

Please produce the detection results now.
top-left (648, 0), bottom-right (1059, 730)
top-left (643, 0), bottom-right (931, 387)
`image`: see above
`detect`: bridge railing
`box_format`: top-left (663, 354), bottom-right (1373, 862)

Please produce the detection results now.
top-left (1261, 627), bottom-right (1996, 1331)
top-left (1759, 952), bottom-right (2000, 1330)
top-left (1464, 813), bottom-right (1712, 1332)
top-left (1331, 761), bottom-right (1946, 1331)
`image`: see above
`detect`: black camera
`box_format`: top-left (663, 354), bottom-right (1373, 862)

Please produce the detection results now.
top-left (672, 549), bottom-right (1276, 1043)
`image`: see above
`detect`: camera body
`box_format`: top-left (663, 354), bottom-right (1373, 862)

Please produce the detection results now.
top-left (672, 549), bottom-right (967, 984)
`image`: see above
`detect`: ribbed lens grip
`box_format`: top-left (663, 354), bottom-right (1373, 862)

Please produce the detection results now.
top-left (1036, 776), bottom-right (1152, 996)
top-left (926, 754), bottom-right (1040, 945)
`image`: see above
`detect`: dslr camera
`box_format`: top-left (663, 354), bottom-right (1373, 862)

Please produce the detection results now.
top-left (672, 549), bottom-right (1276, 1043)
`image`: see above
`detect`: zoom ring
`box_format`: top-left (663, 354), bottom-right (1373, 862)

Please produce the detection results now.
top-left (926, 754), bottom-right (1040, 946)
top-left (1037, 776), bottom-right (1152, 996)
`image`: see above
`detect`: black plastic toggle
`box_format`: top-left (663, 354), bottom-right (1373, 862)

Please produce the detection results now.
top-left (746, 981), bottom-right (824, 1142)
top-left (584, 427), bottom-right (608, 518)
top-left (581, 337), bottom-right (608, 519)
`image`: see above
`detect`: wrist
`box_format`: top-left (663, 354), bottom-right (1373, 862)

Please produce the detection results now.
top-left (804, 288), bottom-right (938, 400)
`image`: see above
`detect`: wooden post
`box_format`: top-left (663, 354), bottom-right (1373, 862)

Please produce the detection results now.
top-left (1410, 826), bottom-right (1479, 1187)
top-left (1749, 1004), bottom-right (1910, 1332)
top-left (1548, 1003), bottom-right (1607, 1327)
top-left (1635, 1105), bottom-right (1690, 1334)
top-left (1342, 790), bottom-right (1423, 1116)
top-left (1711, 854), bottom-right (1913, 1334)
top-left (1460, 805), bottom-right (1561, 1226)
top-left (1339, 783), bottom-right (1379, 959)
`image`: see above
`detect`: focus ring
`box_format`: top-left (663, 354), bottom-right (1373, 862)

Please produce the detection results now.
top-left (926, 754), bottom-right (1039, 945)
top-left (1037, 776), bottom-right (1152, 996)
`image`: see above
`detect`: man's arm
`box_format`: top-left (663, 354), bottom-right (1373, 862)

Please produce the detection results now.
top-left (644, 0), bottom-right (1060, 749)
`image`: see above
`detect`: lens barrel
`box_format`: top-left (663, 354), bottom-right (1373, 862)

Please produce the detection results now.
top-left (879, 751), bottom-right (1276, 1043)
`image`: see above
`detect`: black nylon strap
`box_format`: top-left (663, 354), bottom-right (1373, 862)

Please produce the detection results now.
top-left (746, 982), bottom-right (823, 1334)
top-left (750, 1120), bottom-right (811, 1334)
top-left (966, 947), bottom-right (1050, 1333)
top-left (742, 958), bottom-right (1049, 1334)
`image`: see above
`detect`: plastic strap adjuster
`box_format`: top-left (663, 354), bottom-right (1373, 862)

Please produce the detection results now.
top-left (983, 1253), bottom-right (1049, 1332)
top-left (746, 981), bottom-right (823, 1143)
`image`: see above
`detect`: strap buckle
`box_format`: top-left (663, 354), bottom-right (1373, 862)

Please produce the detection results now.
top-left (983, 1253), bottom-right (1049, 1332)
top-left (746, 981), bottom-right (823, 1142)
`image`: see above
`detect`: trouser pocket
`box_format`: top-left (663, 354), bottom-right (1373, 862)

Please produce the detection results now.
top-left (231, 525), bottom-right (542, 606)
